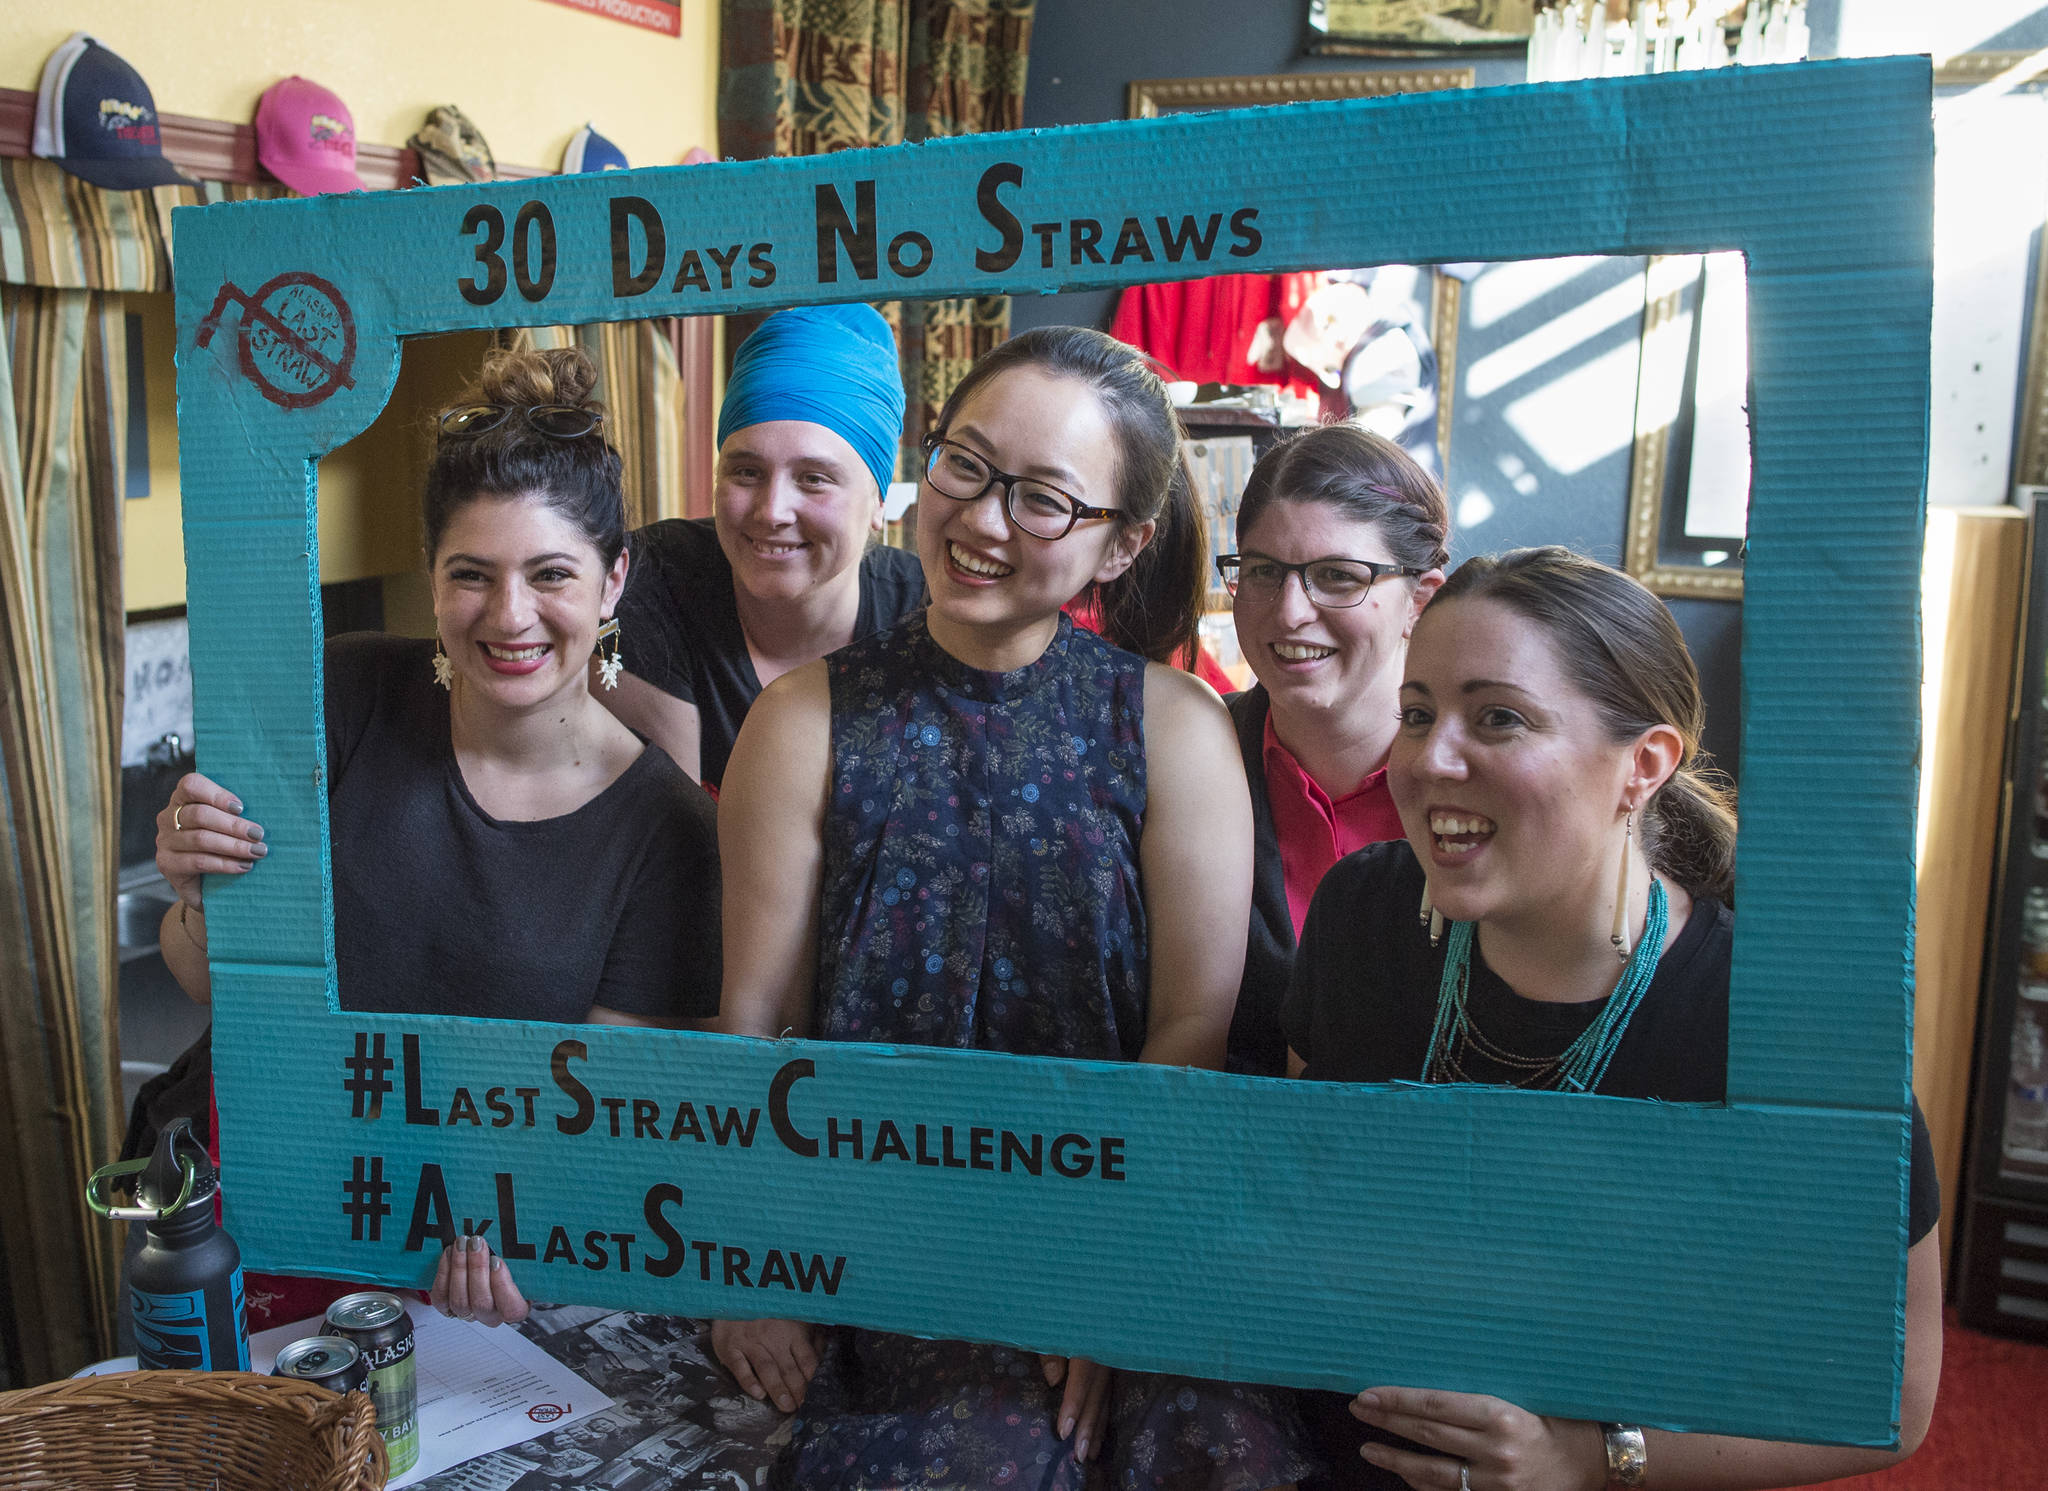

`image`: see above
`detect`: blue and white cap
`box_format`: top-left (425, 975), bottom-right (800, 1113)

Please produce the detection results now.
top-left (32, 32), bottom-right (196, 190)
top-left (561, 123), bottom-right (629, 174)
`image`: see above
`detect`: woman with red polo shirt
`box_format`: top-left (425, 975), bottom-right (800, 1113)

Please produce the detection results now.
top-left (1218, 425), bottom-right (1448, 1074)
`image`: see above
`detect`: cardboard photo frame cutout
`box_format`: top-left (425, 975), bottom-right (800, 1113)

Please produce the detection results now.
top-left (178, 58), bottom-right (1931, 1446)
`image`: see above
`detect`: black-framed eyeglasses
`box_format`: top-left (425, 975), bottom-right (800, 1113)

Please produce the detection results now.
top-left (439, 403), bottom-right (605, 439)
top-left (920, 435), bottom-right (1120, 541)
top-left (1216, 553), bottom-right (1429, 609)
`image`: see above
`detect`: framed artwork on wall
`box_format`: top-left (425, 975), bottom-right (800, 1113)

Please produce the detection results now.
top-left (1304, 0), bottom-right (1535, 55)
top-left (1625, 252), bottom-right (1748, 599)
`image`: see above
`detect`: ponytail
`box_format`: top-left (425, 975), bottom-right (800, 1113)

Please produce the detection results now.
top-left (1644, 763), bottom-right (1738, 905)
top-left (1092, 452), bottom-right (1206, 664)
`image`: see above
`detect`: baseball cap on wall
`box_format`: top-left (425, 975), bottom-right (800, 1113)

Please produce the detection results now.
top-left (408, 105), bottom-right (495, 186)
top-left (561, 123), bottom-right (629, 174)
top-left (256, 77), bottom-right (367, 196)
top-left (32, 32), bottom-right (197, 190)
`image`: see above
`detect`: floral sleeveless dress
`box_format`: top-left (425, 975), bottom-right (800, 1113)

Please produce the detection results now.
top-left (782, 613), bottom-right (1315, 1491)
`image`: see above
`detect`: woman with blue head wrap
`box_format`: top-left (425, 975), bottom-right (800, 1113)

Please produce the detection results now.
top-left (606, 303), bottom-right (925, 788)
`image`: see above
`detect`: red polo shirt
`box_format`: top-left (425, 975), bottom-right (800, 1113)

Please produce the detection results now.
top-left (1262, 715), bottom-right (1406, 937)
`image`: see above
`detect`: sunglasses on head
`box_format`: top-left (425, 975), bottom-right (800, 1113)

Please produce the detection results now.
top-left (438, 404), bottom-right (604, 439)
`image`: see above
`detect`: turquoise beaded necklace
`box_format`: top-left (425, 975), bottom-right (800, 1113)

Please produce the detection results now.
top-left (1420, 878), bottom-right (1669, 1093)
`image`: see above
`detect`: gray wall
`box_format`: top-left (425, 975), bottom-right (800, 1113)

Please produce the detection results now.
top-left (1013, 0), bottom-right (1743, 775)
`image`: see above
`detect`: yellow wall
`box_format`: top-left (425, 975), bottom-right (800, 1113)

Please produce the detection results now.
top-left (0, 1), bottom-right (720, 173)
top-left (122, 294), bottom-right (188, 612)
top-left (5, 1), bottom-right (721, 613)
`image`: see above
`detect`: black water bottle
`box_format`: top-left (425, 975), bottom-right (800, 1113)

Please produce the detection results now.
top-left (90, 1117), bottom-right (251, 1371)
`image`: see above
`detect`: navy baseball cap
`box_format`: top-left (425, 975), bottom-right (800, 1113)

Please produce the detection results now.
top-left (561, 123), bottom-right (629, 174)
top-left (33, 33), bottom-right (197, 190)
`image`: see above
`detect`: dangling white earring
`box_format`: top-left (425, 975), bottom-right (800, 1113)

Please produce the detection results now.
top-left (1610, 810), bottom-right (1634, 963)
top-left (594, 617), bottom-right (624, 692)
top-left (432, 638), bottom-right (454, 691)
top-left (1418, 877), bottom-right (1444, 948)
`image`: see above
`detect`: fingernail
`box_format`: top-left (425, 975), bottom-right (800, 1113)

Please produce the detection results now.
top-left (778, 1396), bottom-right (794, 1412)
top-left (1059, 1416), bottom-right (1074, 1440)
top-left (252, 843), bottom-right (268, 857)
top-left (490, 1254), bottom-right (501, 1273)
top-left (1356, 1390), bottom-right (1381, 1410)
top-left (228, 798), bottom-right (243, 813)
top-left (246, 825), bottom-right (264, 842)
top-left (1076, 1435), bottom-right (1090, 1461)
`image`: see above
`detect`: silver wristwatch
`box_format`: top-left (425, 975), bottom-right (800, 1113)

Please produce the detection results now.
top-left (1600, 1424), bottom-right (1647, 1487)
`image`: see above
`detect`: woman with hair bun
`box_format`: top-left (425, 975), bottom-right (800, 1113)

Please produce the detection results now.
top-left (153, 346), bottom-right (722, 1328)
top-left (1218, 424), bottom-right (1448, 1076)
top-left (716, 326), bottom-right (1314, 1490)
top-left (1284, 547), bottom-right (1940, 1491)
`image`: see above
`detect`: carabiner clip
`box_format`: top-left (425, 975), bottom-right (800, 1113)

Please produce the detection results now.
top-left (85, 1152), bottom-right (197, 1223)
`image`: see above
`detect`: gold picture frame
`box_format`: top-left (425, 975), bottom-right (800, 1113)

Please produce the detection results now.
top-left (1624, 51), bottom-right (2048, 600)
top-left (1125, 70), bottom-right (1476, 117)
top-left (1126, 69), bottom-right (1475, 476)
top-left (1625, 254), bottom-right (1746, 600)
top-left (1304, 0), bottom-right (1535, 55)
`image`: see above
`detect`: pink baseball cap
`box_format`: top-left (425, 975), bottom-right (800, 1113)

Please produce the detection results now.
top-left (255, 77), bottom-right (365, 196)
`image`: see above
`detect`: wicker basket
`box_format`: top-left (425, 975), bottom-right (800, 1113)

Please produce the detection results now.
top-left (0, 1369), bottom-right (388, 1491)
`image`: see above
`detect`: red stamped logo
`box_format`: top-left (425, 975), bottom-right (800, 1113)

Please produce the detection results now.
top-left (527, 1402), bottom-right (570, 1423)
top-left (195, 271), bottom-right (357, 410)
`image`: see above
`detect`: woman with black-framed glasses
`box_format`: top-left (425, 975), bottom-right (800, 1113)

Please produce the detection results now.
top-left (151, 346), bottom-right (721, 1332)
top-left (1217, 423), bottom-right (1450, 1082)
top-left (714, 326), bottom-right (1314, 1491)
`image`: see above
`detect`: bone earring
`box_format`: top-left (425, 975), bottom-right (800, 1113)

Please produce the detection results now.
top-left (594, 617), bottom-right (624, 692)
top-left (432, 638), bottom-right (454, 691)
top-left (1419, 877), bottom-right (1444, 948)
top-left (1610, 811), bottom-right (1635, 963)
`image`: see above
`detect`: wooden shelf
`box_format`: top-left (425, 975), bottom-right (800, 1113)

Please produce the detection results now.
top-left (0, 85), bottom-right (545, 187)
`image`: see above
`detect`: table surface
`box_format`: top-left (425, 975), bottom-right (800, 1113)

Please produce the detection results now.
top-left (415, 1308), bottom-right (785, 1491)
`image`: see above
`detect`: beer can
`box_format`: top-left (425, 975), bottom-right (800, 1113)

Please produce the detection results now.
top-left (272, 1334), bottom-right (368, 1395)
top-left (325, 1291), bottom-right (419, 1475)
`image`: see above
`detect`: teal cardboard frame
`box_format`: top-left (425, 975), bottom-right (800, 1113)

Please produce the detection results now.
top-left (175, 59), bottom-right (1931, 1445)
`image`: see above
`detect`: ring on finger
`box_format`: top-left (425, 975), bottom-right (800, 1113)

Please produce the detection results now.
top-left (1460, 1464), bottom-right (1471, 1491)
top-left (173, 804), bottom-right (185, 832)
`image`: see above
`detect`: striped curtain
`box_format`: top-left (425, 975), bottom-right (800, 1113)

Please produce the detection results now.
top-left (0, 157), bottom-right (281, 1380)
top-left (719, 0), bottom-right (1035, 477)
top-left (512, 320), bottom-right (691, 527)
top-left (0, 284), bottom-right (129, 1383)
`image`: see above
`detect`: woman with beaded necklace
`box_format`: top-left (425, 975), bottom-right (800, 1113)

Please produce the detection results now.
top-left (1282, 548), bottom-right (1940, 1491)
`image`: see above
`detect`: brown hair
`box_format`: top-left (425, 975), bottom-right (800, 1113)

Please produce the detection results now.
top-left (424, 347), bottom-right (627, 566)
top-left (931, 326), bottom-right (1204, 664)
top-left (1237, 423), bottom-right (1450, 571)
top-left (1434, 546), bottom-right (1737, 901)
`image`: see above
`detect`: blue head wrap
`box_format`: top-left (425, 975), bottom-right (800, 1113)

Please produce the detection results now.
top-left (716, 304), bottom-right (906, 497)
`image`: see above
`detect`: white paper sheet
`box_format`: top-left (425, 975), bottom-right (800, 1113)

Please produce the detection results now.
top-left (250, 1299), bottom-right (613, 1488)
